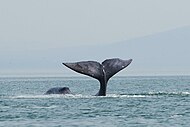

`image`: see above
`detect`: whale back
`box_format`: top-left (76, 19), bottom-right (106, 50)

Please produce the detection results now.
top-left (45, 87), bottom-right (72, 94)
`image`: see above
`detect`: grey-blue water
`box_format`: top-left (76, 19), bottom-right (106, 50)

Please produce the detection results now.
top-left (0, 76), bottom-right (190, 127)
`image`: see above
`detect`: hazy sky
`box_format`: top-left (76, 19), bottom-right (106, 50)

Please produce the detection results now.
top-left (1, 0), bottom-right (190, 50)
top-left (1, 0), bottom-right (190, 76)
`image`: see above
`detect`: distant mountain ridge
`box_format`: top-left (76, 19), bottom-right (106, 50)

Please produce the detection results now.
top-left (1, 26), bottom-right (190, 76)
top-left (58, 26), bottom-right (190, 75)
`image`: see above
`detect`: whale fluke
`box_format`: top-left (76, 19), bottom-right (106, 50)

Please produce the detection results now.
top-left (63, 58), bottom-right (132, 96)
top-left (63, 61), bottom-right (103, 80)
top-left (102, 58), bottom-right (132, 81)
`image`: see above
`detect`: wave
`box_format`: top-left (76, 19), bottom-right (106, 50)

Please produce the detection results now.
top-left (1, 94), bottom-right (145, 99)
top-left (138, 91), bottom-right (190, 96)
top-left (1, 91), bottom-right (189, 99)
top-left (106, 92), bottom-right (190, 98)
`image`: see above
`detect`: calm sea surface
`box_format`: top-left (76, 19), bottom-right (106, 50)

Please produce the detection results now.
top-left (0, 76), bottom-right (190, 127)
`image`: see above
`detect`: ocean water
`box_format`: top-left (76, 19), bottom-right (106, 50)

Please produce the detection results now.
top-left (0, 76), bottom-right (190, 127)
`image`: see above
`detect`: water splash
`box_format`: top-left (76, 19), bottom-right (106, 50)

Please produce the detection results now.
top-left (147, 91), bottom-right (190, 96)
top-left (1, 91), bottom-right (189, 99)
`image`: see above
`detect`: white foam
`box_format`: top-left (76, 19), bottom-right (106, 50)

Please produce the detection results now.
top-left (5, 91), bottom-right (190, 99)
top-left (148, 91), bottom-right (190, 95)
top-left (105, 94), bottom-right (147, 98)
top-left (31, 105), bottom-right (58, 109)
top-left (7, 94), bottom-right (147, 99)
top-left (181, 92), bottom-right (190, 95)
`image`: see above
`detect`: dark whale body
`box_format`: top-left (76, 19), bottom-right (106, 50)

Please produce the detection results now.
top-left (45, 58), bottom-right (132, 96)
top-left (45, 87), bottom-right (72, 95)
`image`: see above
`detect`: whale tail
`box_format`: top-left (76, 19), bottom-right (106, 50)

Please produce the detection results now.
top-left (63, 58), bottom-right (132, 96)
top-left (63, 58), bottom-right (132, 82)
